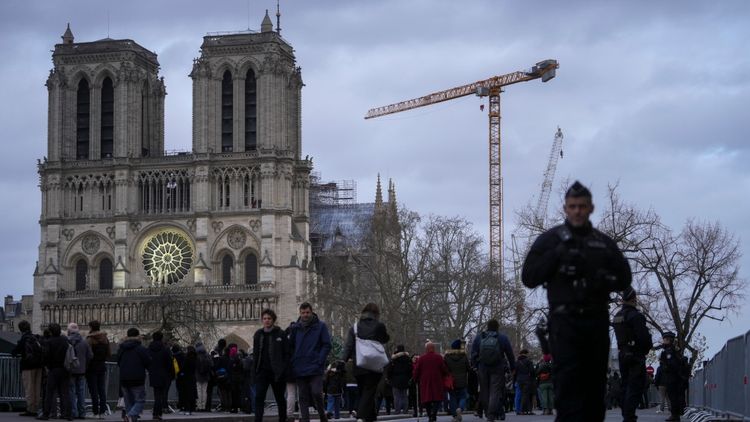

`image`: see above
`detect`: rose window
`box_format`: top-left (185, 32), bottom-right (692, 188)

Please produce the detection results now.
top-left (142, 231), bottom-right (193, 285)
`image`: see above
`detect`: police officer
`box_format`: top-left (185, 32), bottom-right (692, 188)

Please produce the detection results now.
top-left (613, 287), bottom-right (652, 422)
top-left (658, 332), bottom-right (688, 421)
top-left (522, 180), bottom-right (631, 421)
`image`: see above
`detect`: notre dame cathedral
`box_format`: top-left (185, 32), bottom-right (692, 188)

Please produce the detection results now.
top-left (32, 13), bottom-right (314, 345)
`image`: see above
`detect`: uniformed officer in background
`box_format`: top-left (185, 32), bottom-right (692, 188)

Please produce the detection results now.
top-left (613, 287), bottom-right (652, 422)
top-left (522, 180), bottom-right (631, 421)
top-left (658, 332), bottom-right (689, 421)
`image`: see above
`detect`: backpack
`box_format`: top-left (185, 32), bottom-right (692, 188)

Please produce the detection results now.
top-left (478, 331), bottom-right (501, 366)
top-left (215, 367), bottom-right (228, 383)
top-left (64, 343), bottom-right (80, 372)
top-left (24, 335), bottom-right (44, 367)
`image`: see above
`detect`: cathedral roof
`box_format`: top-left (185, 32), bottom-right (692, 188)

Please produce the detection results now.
top-left (310, 203), bottom-right (375, 253)
top-left (53, 36), bottom-right (159, 68)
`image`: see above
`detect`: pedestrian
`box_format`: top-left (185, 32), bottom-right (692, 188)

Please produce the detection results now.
top-left (181, 346), bottom-right (198, 415)
top-left (344, 359), bottom-right (359, 418)
top-left (227, 344), bottom-right (245, 413)
top-left (215, 345), bottom-right (232, 412)
top-left (514, 349), bottom-right (535, 415)
top-left (413, 342), bottom-right (449, 422)
top-left (522, 180), bottom-right (631, 421)
top-left (147, 331), bottom-right (174, 420)
top-left (466, 366), bottom-right (481, 417)
top-left (342, 303), bottom-right (390, 422)
top-left (172, 345), bottom-right (186, 411)
top-left (470, 319), bottom-right (515, 422)
top-left (205, 338), bottom-right (226, 411)
top-left (409, 355), bottom-right (421, 417)
top-left (612, 287), bottom-right (653, 422)
top-left (38, 323), bottom-right (72, 421)
top-left (253, 309), bottom-right (294, 422)
top-left (536, 354), bottom-right (553, 415)
top-left (387, 345), bottom-right (411, 415)
top-left (12, 320), bottom-right (45, 417)
top-left (116, 328), bottom-right (151, 422)
top-left (66, 323), bottom-right (92, 419)
top-left (290, 302), bottom-right (332, 422)
top-left (444, 340), bottom-right (470, 422)
top-left (284, 322), bottom-right (298, 420)
top-left (195, 342), bottom-right (212, 412)
top-left (654, 365), bottom-right (670, 414)
top-left (376, 374), bottom-right (393, 415)
top-left (324, 360), bottom-right (345, 419)
top-left (85, 320), bottom-right (110, 419)
top-left (608, 371), bottom-right (622, 409)
top-left (658, 332), bottom-right (689, 422)
top-left (241, 350), bottom-right (255, 414)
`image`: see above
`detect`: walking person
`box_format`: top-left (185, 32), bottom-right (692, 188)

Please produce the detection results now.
top-left (215, 346), bottom-right (233, 412)
top-left (413, 342), bottom-right (449, 422)
top-left (285, 321), bottom-right (298, 420)
top-left (387, 345), bottom-right (411, 415)
top-left (290, 302), bottom-right (332, 422)
top-left (116, 328), bottom-right (151, 422)
top-left (66, 323), bottom-right (93, 419)
top-left (227, 345), bottom-right (245, 413)
top-left (522, 180), bottom-right (631, 421)
top-left (86, 320), bottom-right (110, 418)
top-left (344, 359), bottom-right (359, 418)
top-left (536, 354), bottom-right (554, 415)
top-left (12, 320), bottom-right (45, 417)
top-left (324, 360), bottom-right (345, 420)
top-left (181, 346), bottom-right (198, 415)
top-left (612, 287), bottom-right (653, 422)
top-left (172, 345), bottom-right (186, 411)
top-left (514, 350), bottom-right (535, 415)
top-left (342, 303), bottom-right (390, 422)
top-left (195, 343), bottom-right (212, 412)
top-left (470, 319), bottom-right (515, 422)
top-left (205, 338), bottom-right (226, 412)
top-left (659, 332), bottom-right (689, 422)
top-left (38, 323), bottom-right (72, 421)
top-left (253, 309), bottom-right (294, 422)
top-left (444, 340), bottom-right (470, 422)
top-left (147, 331), bottom-right (174, 420)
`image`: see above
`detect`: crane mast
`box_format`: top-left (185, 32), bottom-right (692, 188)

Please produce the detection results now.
top-left (534, 127), bottom-right (564, 227)
top-left (365, 59), bottom-right (558, 315)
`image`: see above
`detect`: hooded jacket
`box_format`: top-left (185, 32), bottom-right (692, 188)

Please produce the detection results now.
top-left (147, 339), bottom-right (174, 388)
top-left (444, 349), bottom-right (471, 390)
top-left (514, 354), bottom-right (535, 385)
top-left (253, 325), bottom-right (288, 382)
top-left (117, 337), bottom-right (151, 386)
top-left (45, 334), bottom-right (70, 370)
top-left (12, 331), bottom-right (44, 370)
top-left (86, 330), bottom-right (110, 373)
top-left (290, 313), bottom-right (332, 377)
top-left (387, 351), bottom-right (412, 389)
top-left (342, 312), bottom-right (390, 376)
top-left (68, 332), bottom-right (93, 375)
top-left (195, 344), bottom-right (213, 383)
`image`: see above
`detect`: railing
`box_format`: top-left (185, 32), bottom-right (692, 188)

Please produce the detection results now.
top-left (56, 282), bottom-right (274, 300)
top-left (688, 329), bottom-right (749, 419)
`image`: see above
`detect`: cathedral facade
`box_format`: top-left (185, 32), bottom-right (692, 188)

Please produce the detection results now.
top-left (33, 15), bottom-right (313, 343)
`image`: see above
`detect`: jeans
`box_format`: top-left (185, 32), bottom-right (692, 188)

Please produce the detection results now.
top-left (449, 387), bottom-right (467, 416)
top-left (43, 368), bottom-right (71, 419)
top-left (538, 382), bottom-right (554, 410)
top-left (70, 374), bottom-right (86, 417)
top-left (297, 375), bottom-right (327, 422)
top-left (393, 387), bottom-right (408, 414)
top-left (86, 371), bottom-right (108, 415)
top-left (514, 382), bottom-right (521, 413)
top-left (344, 385), bottom-right (358, 414)
top-left (326, 394), bottom-right (341, 419)
top-left (121, 384), bottom-right (146, 418)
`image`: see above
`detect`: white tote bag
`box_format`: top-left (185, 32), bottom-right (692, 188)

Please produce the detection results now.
top-left (353, 321), bottom-right (389, 372)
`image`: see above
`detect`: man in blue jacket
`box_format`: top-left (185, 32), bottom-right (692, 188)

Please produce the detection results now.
top-left (117, 328), bottom-right (152, 422)
top-left (290, 302), bottom-right (331, 422)
top-left (470, 319), bottom-right (515, 422)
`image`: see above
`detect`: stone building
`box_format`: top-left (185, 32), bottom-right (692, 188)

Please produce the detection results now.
top-left (33, 14), bottom-right (313, 344)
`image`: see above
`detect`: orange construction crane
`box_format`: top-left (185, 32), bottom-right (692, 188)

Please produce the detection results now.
top-left (365, 59), bottom-right (558, 313)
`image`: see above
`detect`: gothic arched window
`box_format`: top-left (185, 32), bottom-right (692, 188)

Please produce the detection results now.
top-left (75, 259), bottom-right (88, 291)
top-left (99, 258), bottom-right (113, 290)
top-left (100, 77), bottom-right (114, 159)
top-left (222, 255), bottom-right (233, 286)
top-left (221, 70), bottom-right (233, 152)
top-left (76, 79), bottom-right (90, 159)
top-left (244, 69), bottom-right (257, 151)
top-left (244, 254), bottom-right (258, 285)
top-left (141, 80), bottom-right (151, 157)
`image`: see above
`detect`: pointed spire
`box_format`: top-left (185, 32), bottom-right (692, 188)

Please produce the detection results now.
top-left (276, 0), bottom-right (282, 34)
top-left (375, 173), bottom-right (383, 209)
top-left (62, 23), bottom-right (74, 45)
top-left (261, 10), bottom-right (274, 33)
top-left (388, 178), bottom-right (396, 205)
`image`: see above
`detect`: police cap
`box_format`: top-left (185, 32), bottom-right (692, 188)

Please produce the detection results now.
top-left (662, 331), bottom-right (676, 339)
top-left (621, 286), bottom-right (637, 301)
top-left (565, 180), bottom-right (592, 199)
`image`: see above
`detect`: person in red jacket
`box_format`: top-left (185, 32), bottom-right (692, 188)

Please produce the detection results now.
top-left (413, 342), bottom-right (449, 422)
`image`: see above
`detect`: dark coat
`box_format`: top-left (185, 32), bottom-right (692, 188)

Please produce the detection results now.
top-left (324, 361), bottom-right (346, 395)
top-left (44, 334), bottom-right (70, 370)
top-left (470, 330), bottom-right (516, 371)
top-left (413, 351), bottom-right (449, 404)
top-left (195, 345), bottom-right (213, 384)
top-left (68, 332), bottom-right (93, 375)
top-left (117, 337), bottom-right (151, 385)
top-left (342, 313), bottom-right (390, 376)
top-left (12, 331), bottom-right (44, 370)
top-left (229, 354), bottom-right (245, 384)
top-left (180, 353), bottom-right (198, 402)
top-left (147, 340), bottom-right (174, 388)
top-left (252, 326), bottom-right (288, 382)
top-left (444, 350), bottom-right (470, 390)
top-left (388, 352), bottom-right (413, 389)
top-left (290, 314), bottom-right (332, 377)
top-left (86, 331), bottom-right (110, 373)
top-left (514, 355), bottom-right (535, 386)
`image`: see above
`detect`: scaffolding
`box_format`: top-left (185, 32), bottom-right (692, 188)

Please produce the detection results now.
top-left (309, 172), bottom-right (357, 207)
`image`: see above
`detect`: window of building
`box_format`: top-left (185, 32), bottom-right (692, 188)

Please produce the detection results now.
top-left (222, 255), bottom-right (233, 286)
top-left (244, 254), bottom-right (258, 285)
top-left (244, 69), bottom-right (257, 151)
top-left (76, 79), bottom-right (90, 159)
top-left (221, 70), bottom-right (233, 152)
top-left (100, 77), bottom-right (114, 159)
top-left (99, 258), bottom-right (113, 290)
top-left (75, 259), bottom-right (88, 291)
top-left (141, 81), bottom-right (150, 157)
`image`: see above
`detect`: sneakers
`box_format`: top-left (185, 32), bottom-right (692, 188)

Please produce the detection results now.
top-left (456, 408), bottom-right (463, 422)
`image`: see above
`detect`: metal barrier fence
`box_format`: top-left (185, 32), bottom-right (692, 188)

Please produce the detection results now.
top-left (688, 329), bottom-right (750, 419)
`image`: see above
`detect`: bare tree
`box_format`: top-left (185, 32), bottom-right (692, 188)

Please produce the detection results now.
top-left (145, 288), bottom-right (221, 346)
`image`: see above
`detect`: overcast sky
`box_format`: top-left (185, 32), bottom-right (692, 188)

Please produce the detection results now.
top-left (0, 1), bottom-right (748, 357)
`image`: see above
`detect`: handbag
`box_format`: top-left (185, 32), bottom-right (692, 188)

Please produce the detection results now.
top-left (353, 322), bottom-right (389, 373)
top-left (443, 374), bottom-right (455, 391)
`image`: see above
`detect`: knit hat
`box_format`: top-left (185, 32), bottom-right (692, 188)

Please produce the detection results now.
top-left (67, 322), bottom-right (79, 334)
top-left (451, 339), bottom-right (462, 350)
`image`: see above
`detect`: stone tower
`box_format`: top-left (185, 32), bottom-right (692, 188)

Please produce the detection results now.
top-left (34, 19), bottom-right (313, 344)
